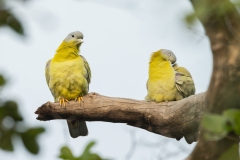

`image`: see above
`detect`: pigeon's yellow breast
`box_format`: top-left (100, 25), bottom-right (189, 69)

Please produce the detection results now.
top-left (49, 57), bottom-right (87, 100)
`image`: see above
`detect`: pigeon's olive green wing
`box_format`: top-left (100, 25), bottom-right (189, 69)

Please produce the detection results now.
top-left (173, 64), bottom-right (193, 78)
top-left (80, 55), bottom-right (91, 84)
top-left (174, 65), bottom-right (195, 100)
top-left (45, 59), bottom-right (51, 87)
top-left (45, 59), bottom-right (56, 99)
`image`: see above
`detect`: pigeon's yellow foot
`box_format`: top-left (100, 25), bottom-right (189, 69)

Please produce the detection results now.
top-left (75, 96), bottom-right (83, 103)
top-left (58, 97), bottom-right (69, 107)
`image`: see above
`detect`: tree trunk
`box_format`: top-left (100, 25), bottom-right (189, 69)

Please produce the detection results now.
top-left (188, 0), bottom-right (240, 159)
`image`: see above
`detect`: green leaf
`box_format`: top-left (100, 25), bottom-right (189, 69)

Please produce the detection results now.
top-left (0, 9), bottom-right (24, 35)
top-left (223, 109), bottom-right (240, 135)
top-left (0, 75), bottom-right (6, 86)
top-left (59, 141), bottom-right (108, 160)
top-left (58, 146), bottom-right (75, 160)
top-left (0, 101), bottom-right (23, 121)
top-left (82, 141), bottom-right (95, 155)
top-left (202, 114), bottom-right (230, 133)
top-left (20, 127), bottom-right (45, 154)
top-left (202, 114), bottom-right (231, 141)
top-left (185, 13), bottom-right (197, 24)
top-left (0, 129), bottom-right (14, 151)
top-left (219, 144), bottom-right (239, 160)
top-left (80, 141), bottom-right (104, 160)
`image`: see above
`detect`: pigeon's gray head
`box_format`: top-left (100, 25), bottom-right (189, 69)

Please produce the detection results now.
top-left (160, 49), bottom-right (177, 64)
top-left (64, 31), bottom-right (84, 47)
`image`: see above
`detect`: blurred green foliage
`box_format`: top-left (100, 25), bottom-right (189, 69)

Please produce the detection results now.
top-left (202, 109), bottom-right (240, 160)
top-left (0, 1), bottom-right (107, 158)
top-left (202, 113), bottom-right (230, 141)
top-left (59, 141), bottom-right (109, 160)
top-left (0, 75), bottom-right (45, 154)
top-left (202, 109), bottom-right (240, 141)
top-left (219, 144), bottom-right (239, 160)
top-left (0, 0), bottom-right (24, 35)
top-left (0, 0), bottom-right (45, 155)
top-left (185, 0), bottom-right (240, 24)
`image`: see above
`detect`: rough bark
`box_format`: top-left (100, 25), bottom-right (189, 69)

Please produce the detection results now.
top-left (188, 0), bottom-right (240, 159)
top-left (35, 92), bottom-right (206, 144)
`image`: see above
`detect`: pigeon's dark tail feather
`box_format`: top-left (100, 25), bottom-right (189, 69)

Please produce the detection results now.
top-left (67, 120), bottom-right (88, 138)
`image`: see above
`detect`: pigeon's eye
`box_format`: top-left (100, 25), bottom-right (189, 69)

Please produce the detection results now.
top-left (72, 35), bottom-right (74, 37)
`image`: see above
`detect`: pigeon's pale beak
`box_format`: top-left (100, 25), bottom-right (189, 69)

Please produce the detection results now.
top-left (77, 39), bottom-right (84, 44)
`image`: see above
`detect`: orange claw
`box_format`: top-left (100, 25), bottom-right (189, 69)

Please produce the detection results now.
top-left (75, 96), bottom-right (84, 103)
top-left (58, 97), bottom-right (69, 107)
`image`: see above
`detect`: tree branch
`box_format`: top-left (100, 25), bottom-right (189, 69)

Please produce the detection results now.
top-left (35, 92), bottom-right (206, 144)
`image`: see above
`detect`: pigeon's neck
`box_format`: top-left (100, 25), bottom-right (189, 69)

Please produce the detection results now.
top-left (53, 41), bottom-right (80, 61)
top-left (149, 57), bottom-right (174, 80)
